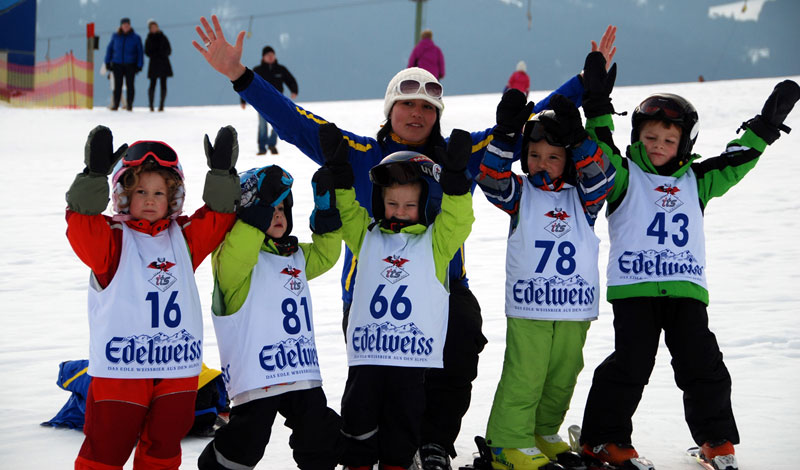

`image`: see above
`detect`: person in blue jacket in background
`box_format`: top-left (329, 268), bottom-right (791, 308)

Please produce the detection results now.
top-left (105, 17), bottom-right (143, 111)
top-left (193, 16), bottom-right (616, 470)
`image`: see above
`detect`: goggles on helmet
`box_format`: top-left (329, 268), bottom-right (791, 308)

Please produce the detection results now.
top-left (525, 120), bottom-right (565, 147)
top-left (123, 141), bottom-right (180, 168)
top-left (636, 96), bottom-right (686, 121)
top-left (396, 79), bottom-right (443, 99)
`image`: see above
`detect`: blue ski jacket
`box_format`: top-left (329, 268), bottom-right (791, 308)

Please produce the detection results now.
top-left (104, 30), bottom-right (143, 68)
top-left (235, 70), bottom-right (585, 304)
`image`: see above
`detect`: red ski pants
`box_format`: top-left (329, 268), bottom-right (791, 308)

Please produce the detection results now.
top-left (75, 376), bottom-right (197, 470)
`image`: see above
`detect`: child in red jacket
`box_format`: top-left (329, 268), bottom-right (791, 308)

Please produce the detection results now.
top-left (65, 125), bottom-right (240, 470)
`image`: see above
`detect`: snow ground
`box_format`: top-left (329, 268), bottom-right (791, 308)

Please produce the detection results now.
top-left (1, 75), bottom-right (799, 469)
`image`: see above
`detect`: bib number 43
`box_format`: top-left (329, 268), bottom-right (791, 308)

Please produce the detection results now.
top-left (646, 212), bottom-right (689, 246)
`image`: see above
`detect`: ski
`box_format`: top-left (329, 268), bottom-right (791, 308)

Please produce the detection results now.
top-left (686, 446), bottom-right (737, 470)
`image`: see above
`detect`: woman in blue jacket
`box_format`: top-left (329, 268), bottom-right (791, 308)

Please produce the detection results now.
top-left (192, 15), bottom-right (616, 470)
top-left (104, 17), bottom-right (143, 111)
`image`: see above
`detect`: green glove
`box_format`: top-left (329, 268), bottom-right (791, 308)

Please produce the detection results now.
top-left (203, 126), bottom-right (241, 213)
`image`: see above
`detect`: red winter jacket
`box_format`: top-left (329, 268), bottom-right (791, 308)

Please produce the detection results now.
top-left (66, 207), bottom-right (235, 288)
top-left (506, 70), bottom-right (530, 96)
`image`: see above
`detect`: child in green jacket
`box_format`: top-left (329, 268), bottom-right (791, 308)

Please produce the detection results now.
top-left (198, 164), bottom-right (344, 470)
top-left (577, 51), bottom-right (800, 470)
top-left (316, 123), bottom-right (474, 470)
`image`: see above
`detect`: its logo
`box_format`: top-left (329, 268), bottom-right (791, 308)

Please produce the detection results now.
top-left (543, 208), bottom-right (571, 238)
top-left (221, 363), bottom-right (231, 384)
top-left (147, 257), bottom-right (177, 291)
top-left (654, 184), bottom-right (683, 212)
top-left (381, 255), bottom-right (410, 283)
top-left (281, 265), bottom-right (305, 295)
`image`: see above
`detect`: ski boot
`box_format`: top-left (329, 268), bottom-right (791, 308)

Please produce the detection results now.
top-left (535, 434), bottom-right (585, 469)
top-left (417, 443), bottom-right (452, 470)
top-left (686, 439), bottom-right (737, 470)
top-left (580, 443), bottom-right (654, 470)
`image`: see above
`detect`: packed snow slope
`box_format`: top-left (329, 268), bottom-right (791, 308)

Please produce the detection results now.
top-left (1, 75), bottom-right (798, 469)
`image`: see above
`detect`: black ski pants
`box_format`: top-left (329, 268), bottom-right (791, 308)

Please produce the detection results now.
top-left (340, 365), bottom-right (426, 468)
top-left (341, 282), bottom-right (487, 459)
top-left (580, 297), bottom-right (739, 447)
top-left (111, 63), bottom-right (136, 110)
top-left (198, 387), bottom-right (342, 470)
top-left (421, 282), bottom-right (487, 457)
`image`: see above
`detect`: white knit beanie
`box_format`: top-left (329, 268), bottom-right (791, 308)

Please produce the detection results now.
top-left (516, 60), bottom-right (527, 72)
top-left (383, 67), bottom-right (444, 118)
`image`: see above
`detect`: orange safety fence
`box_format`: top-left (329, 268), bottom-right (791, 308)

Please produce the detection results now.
top-left (0, 51), bottom-right (93, 109)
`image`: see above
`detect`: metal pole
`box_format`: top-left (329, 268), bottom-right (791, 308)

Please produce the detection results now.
top-left (86, 23), bottom-right (95, 109)
top-left (411, 0), bottom-right (427, 46)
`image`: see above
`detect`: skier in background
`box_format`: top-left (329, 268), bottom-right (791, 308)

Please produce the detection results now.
top-left (408, 29), bottom-right (445, 80)
top-left (241, 46), bottom-right (299, 155)
top-left (504, 60), bottom-right (530, 98)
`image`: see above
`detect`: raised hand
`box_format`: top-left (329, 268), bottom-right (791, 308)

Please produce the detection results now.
top-left (549, 94), bottom-right (588, 148)
top-left (318, 123), bottom-right (354, 188)
top-left (310, 167), bottom-right (342, 234)
top-left (742, 79), bottom-right (800, 144)
top-left (84, 125), bottom-right (128, 176)
top-left (591, 25), bottom-right (617, 70)
top-left (192, 15), bottom-right (247, 81)
top-left (494, 89), bottom-right (535, 144)
top-left (436, 129), bottom-right (473, 195)
top-left (582, 51), bottom-right (617, 118)
top-left (203, 125), bottom-right (239, 171)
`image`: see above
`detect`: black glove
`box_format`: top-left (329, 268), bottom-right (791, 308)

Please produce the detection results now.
top-left (310, 167), bottom-right (342, 234)
top-left (549, 94), bottom-right (589, 148)
top-left (318, 122), bottom-right (354, 189)
top-left (237, 202), bottom-right (273, 234)
top-left (105, 63), bottom-right (111, 71)
top-left (494, 89), bottom-right (535, 143)
top-left (436, 129), bottom-right (473, 195)
top-left (258, 165), bottom-right (293, 206)
top-left (84, 125), bottom-right (128, 176)
top-left (203, 125), bottom-right (239, 171)
top-left (582, 51), bottom-right (617, 118)
top-left (741, 80), bottom-right (800, 144)
top-left (237, 165), bottom-right (292, 233)
top-left (136, 66), bottom-right (142, 73)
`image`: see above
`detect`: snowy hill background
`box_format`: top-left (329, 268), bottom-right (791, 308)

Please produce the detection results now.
top-left (2, 75), bottom-right (800, 469)
top-left (33, 0), bottom-right (800, 106)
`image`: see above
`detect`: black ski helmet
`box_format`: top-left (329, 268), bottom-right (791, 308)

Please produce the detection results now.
top-left (631, 93), bottom-right (699, 163)
top-left (520, 110), bottom-right (575, 180)
top-left (369, 151), bottom-right (442, 226)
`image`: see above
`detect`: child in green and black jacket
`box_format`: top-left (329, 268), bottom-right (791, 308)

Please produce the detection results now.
top-left (199, 164), bottom-right (344, 470)
top-left (575, 52), bottom-right (800, 470)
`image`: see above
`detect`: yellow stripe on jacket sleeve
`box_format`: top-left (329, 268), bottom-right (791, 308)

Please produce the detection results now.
top-left (472, 134), bottom-right (493, 154)
top-left (62, 366), bottom-right (88, 388)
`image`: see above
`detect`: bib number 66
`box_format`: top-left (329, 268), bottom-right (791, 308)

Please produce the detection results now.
top-left (369, 284), bottom-right (412, 321)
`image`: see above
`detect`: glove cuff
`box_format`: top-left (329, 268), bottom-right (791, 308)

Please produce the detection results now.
top-left (582, 96), bottom-right (615, 119)
top-left (66, 173), bottom-right (110, 215)
top-left (330, 163), bottom-right (355, 189)
top-left (203, 170), bottom-right (241, 213)
top-left (742, 116), bottom-right (780, 145)
top-left (439, 169), bottom-right (471, 195)
top-left (310, 208), bottom-right (342, 235)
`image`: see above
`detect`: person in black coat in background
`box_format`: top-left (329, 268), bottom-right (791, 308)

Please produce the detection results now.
top-left (144, 19), bottom-right (173, 111)
top-left (241, 46), bottom-right (299, 155)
